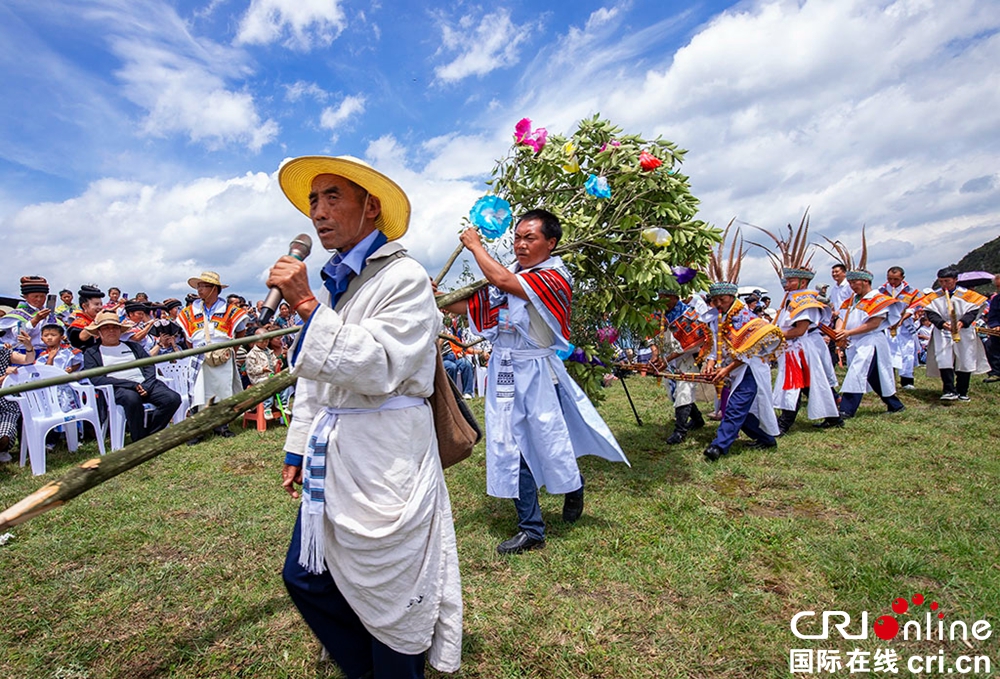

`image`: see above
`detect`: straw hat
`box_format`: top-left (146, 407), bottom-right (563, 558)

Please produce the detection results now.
top-left (278, 155), bottom-right (411, 241)
top-left (85, 310), bottom-right (126, 331)
top-left (187, 271), bottom-right (228, 289)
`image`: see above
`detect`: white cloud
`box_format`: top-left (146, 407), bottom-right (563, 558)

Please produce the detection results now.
top-left (97, 2), bottom-right (279, 152)
top-left (284, 80), bottom-right (331, 103)
top-left (319, 94), bottom-right (367, 141)
top-left (434, 8), bottom-right (533, 83)
top-left (235, 0), bottom-right (347, 50)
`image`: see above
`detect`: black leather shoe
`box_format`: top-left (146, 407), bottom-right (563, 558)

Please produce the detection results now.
top-left (665, 431), bottom-right (686, 445)
top-left (562, 486), bottom-right (584, 523)
top-left (703, 444), bottom-right (724, 462)
top-left (496, 531), bottom-right (545, 555)
top-left (186, 436), bottom-right (204, 446)
top-left (888, 405), bottom-right (906, 413)
top-left (814, 417), bottom-right (845, 429)
top-left (214, 426), bottom-right (236, 438)
top-left (745, 439), bottom-right (777, 450)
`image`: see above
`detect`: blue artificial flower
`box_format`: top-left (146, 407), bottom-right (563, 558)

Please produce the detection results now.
top-left (469, 195), bottom-right (513, 239)
top-left (585, 174), bottom-right (611, 199)
top-left (555, 342), bottom-right (576, 361)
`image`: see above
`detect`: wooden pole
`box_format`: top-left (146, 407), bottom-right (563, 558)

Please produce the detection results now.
top-left (434, 243), bottom-right (466, 286)
top-left (0, 371), bottom-right (296, 530)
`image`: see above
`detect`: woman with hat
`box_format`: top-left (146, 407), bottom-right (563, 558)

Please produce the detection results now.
top-left (176, 271), bottom-right (248, 439)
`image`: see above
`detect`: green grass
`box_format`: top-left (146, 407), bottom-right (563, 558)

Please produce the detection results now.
top-left (2, 368), bottom-right (999, 678)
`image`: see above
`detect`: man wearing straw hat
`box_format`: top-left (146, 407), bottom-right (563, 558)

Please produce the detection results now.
top-left (265, 156), bottom-right (462, 678)
top-left (82, 311), bottom-right (181, 442)
top-left (177, 271), bottom-right (248, 440)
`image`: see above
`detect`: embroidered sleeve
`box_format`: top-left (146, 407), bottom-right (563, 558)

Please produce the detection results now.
top-left (519, 269), bottom-right (572, 340)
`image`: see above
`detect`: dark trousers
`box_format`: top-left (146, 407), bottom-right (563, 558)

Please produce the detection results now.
top-left (939, 368), bottom-right (971, 396)
top-left (986, 336), bottom-right (1000, 376)
top-left (839, 351), bottom-right (905, 416)
top-left (283, 514), bottom-right (425, 679)
top-left (512, 384), bottom-right (582, 540)
top-left (710, 367), bottom-right (775, 453)
top-left (114, 381), bottom-right (181, 442)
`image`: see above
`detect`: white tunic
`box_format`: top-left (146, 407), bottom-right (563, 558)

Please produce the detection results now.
top-left (840, 290), bottom-right (900, 396)
top-left (284, 242), bottom-right (462, 672)
top-left (772, 292), bottom-right (839, 419)
top-left (469, 256), bottom-right (629, 499)
top-left (924, 288), bottom-right (990, 376)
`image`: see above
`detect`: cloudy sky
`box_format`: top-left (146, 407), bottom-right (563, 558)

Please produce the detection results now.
top-left (2, 0), bottom-right (998, 304)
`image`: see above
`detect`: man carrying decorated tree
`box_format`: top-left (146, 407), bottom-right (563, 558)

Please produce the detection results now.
top-left (445, 209), bottom-right (629, 555)
top-left (651, 290), bottom-right (710, 444)
top-left (701, 227), bottom-right (785, 462)
top-left (879, 266), bottom-right (922, 390)
top-left (754, 214), bottom-right (842, 434)
top-left (920, 267), bottom-right (990, 401)
top-left (825, 233), bottom-right (906, 417)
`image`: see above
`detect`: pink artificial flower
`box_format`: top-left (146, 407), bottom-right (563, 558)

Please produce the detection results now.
top-left (639, 151), bottom-right (663, 171)
top-left (514, 118), bottom-right (548, 152)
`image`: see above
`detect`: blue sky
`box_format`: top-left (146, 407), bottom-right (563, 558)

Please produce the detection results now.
top-left (2, 0), bottom-right (998, 303)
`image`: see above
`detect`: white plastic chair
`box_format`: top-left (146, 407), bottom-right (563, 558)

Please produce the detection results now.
top-left (5, 364), bottom-right (106, 476)
top-left (156, 357), bottom-right (192, 425)
top-left (93, 385), bottom-right (160, 452)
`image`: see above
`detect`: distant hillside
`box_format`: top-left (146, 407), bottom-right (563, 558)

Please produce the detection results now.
top-left (955, 235), bottom-right (1000, 275)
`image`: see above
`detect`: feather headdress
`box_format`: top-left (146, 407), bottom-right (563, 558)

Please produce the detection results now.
top-left (818, 225), bottom-right (872, 282)
top-left (707, 219), bottom-right (746, 298)
top-left (749, 210), bottom-right (816, 281)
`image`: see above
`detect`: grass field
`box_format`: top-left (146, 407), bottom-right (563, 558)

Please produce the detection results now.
top-left (1, 368), bottom-right (999, 678)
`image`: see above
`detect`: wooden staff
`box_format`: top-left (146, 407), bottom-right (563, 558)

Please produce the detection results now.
top-left (615, 362), bottom-right (719, 384)
top-left (976, 326), bottom-right (1000, 338)
top-left (0, 371), bottom-right (296, 530)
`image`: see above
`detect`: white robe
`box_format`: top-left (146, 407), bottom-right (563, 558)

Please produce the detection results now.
top-left (772, 297), bottom-right (839, 419)
top-left (924, 288), bottom-right (990, 376)
top-left (284, 242), bottom-right (462, 672)
top-left (469, 256), bottom-right (629, 499)
top-left (841, 291), bottom-right (900, 396)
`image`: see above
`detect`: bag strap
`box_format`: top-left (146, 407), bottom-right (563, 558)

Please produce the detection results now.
top-left (333, 250), bottom-right (408, 312)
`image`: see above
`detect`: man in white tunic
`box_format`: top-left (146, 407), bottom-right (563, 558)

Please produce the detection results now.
top-left (834, 268), bottom-right (906, 417)
top-left (177, 271), bottom-right (248, 440)
top-left (444, 209), bottom-right (628, 555)
top-left (267, 155), bottom-right (462, 678)
top-left (921, 267), bottom-right (990, 401)
top-left (879, 266), bottom-right (922, 390)
top-left (753, 217), bottom-right (841, 434)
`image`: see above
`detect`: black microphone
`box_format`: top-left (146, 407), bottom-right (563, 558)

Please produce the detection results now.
top-left (259, 233), bottom-right (313, 325)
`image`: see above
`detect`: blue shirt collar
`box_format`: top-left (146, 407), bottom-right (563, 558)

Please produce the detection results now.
top-left (319, 229), bottom-right (388, 306)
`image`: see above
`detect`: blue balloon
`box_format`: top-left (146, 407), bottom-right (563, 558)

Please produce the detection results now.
top-left (469, 195), bottom-right (513, 239)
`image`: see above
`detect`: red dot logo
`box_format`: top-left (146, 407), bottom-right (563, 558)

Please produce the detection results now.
top-left (912, 593), bottom-right (924, 605)
top-left (891, 598), bottom-right (909, 614)
top-left (874, 615), bottom-right (899, 640)
top-left (930, 601), bottom-right (939, 611)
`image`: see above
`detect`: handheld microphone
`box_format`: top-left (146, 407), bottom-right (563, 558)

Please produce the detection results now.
top-left (259, 233), bottom-right (313, 325)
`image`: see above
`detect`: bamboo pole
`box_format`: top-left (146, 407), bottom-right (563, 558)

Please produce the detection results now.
top-left (0, 371), bottom-right (296, 530)
top-left (0, 326), bottom-right (300, 398)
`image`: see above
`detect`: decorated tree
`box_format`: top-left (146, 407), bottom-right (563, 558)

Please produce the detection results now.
top-left (447, 114), bottom-right (721, 399)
